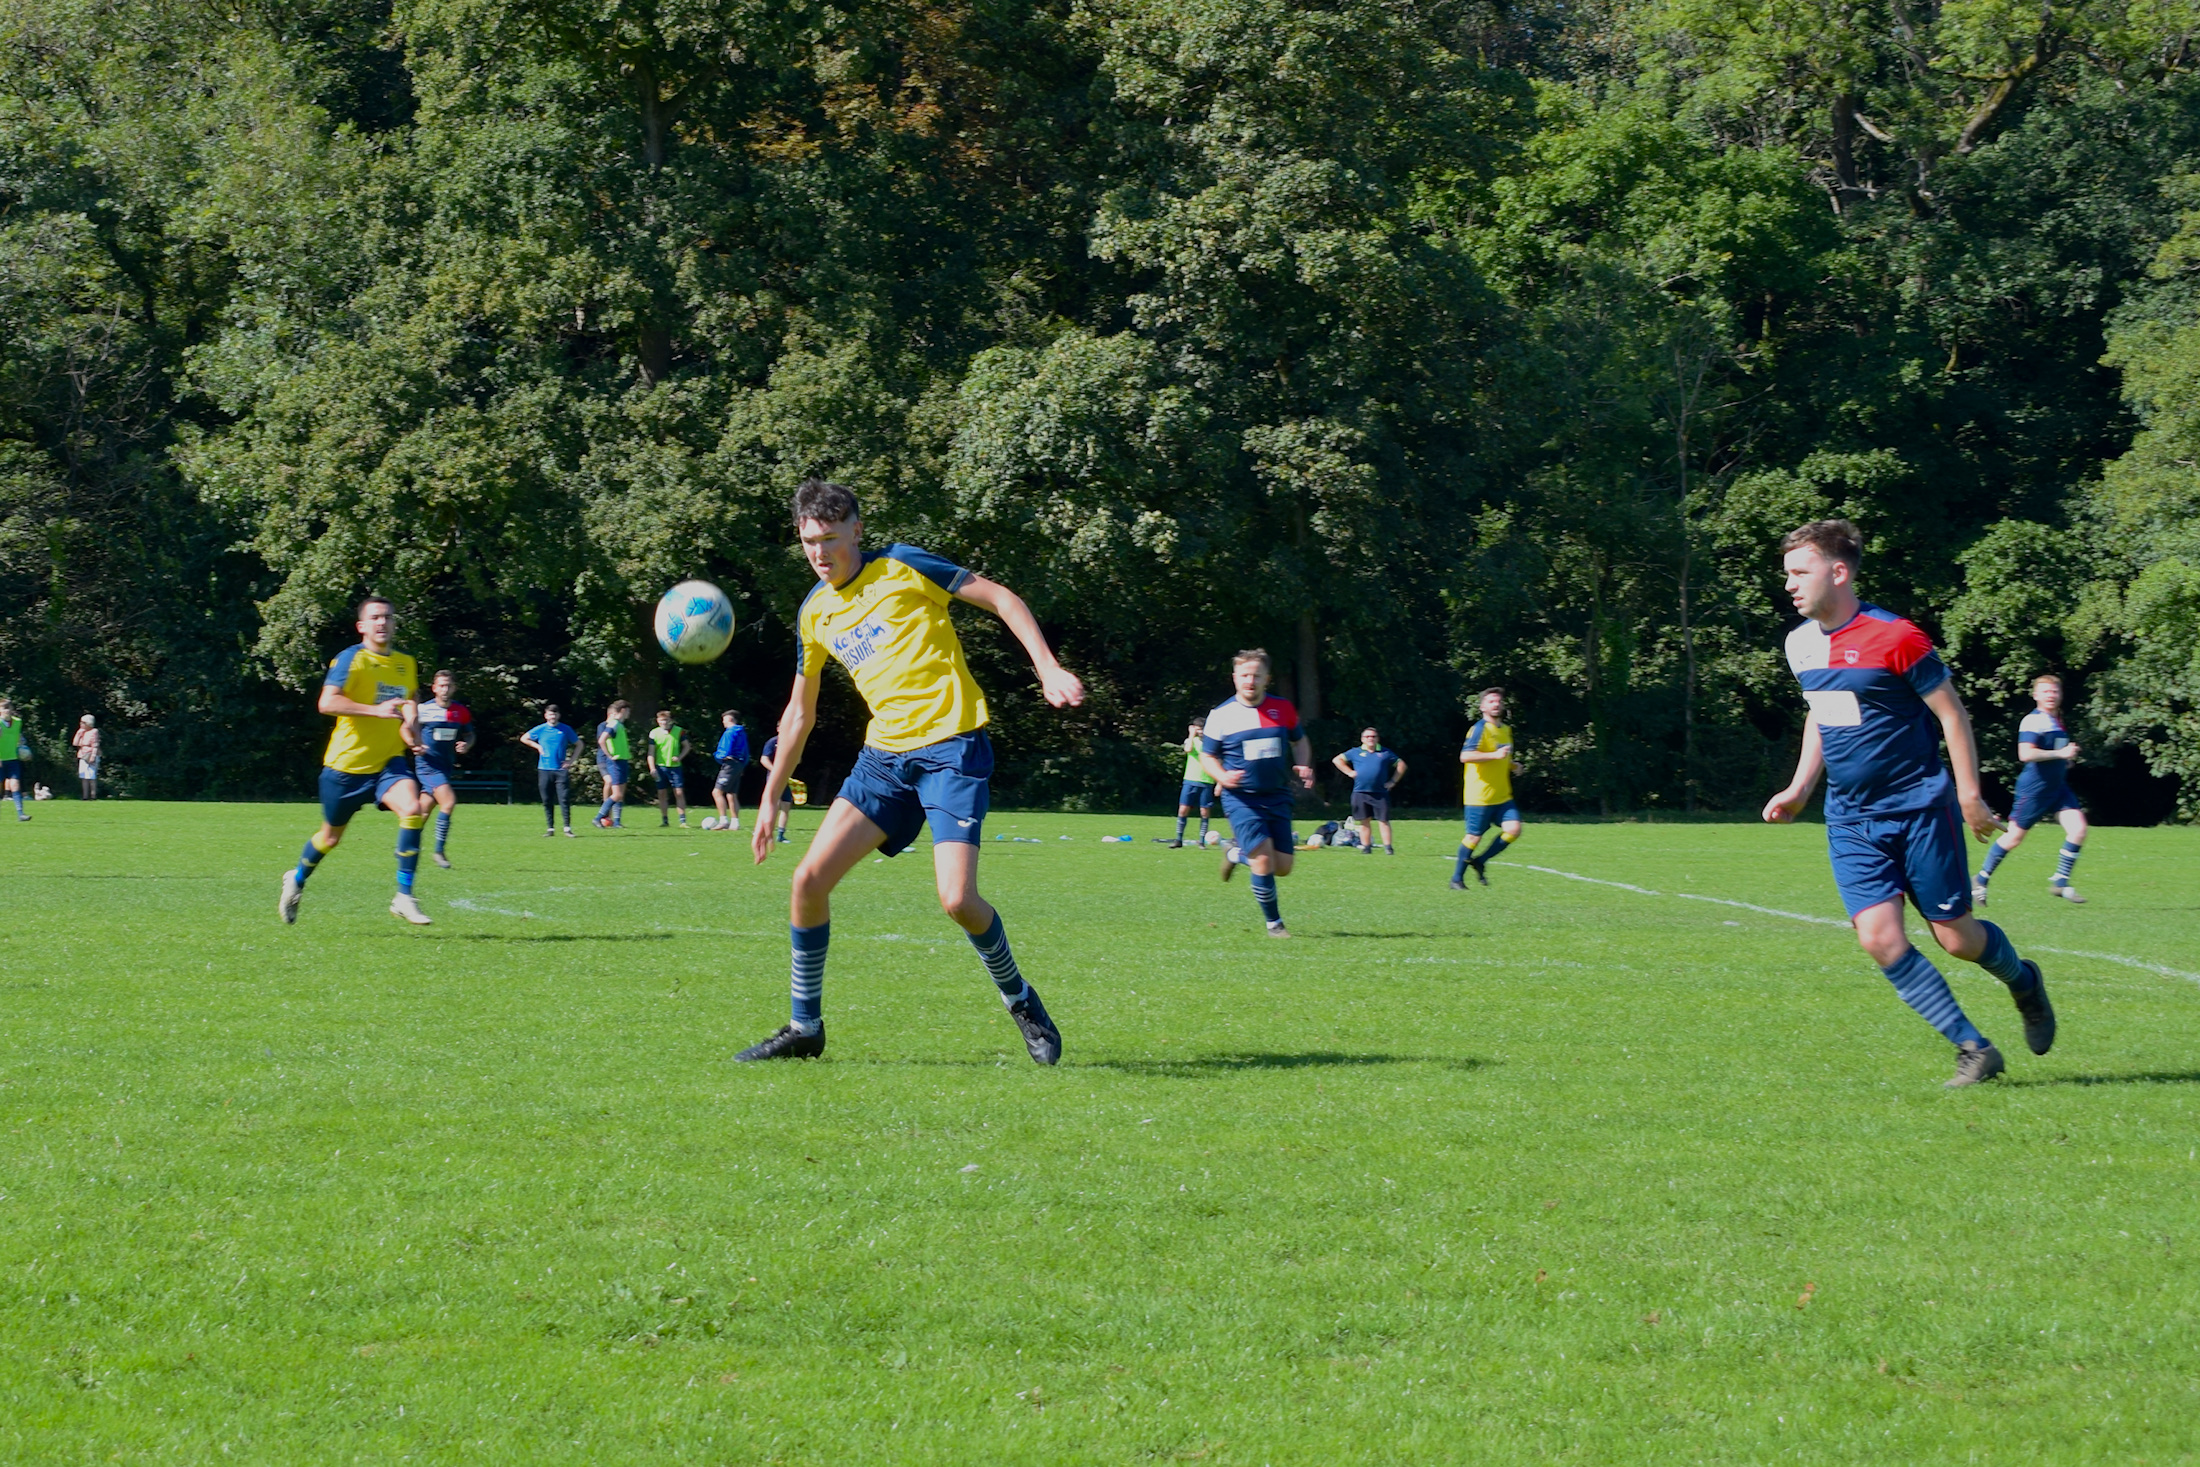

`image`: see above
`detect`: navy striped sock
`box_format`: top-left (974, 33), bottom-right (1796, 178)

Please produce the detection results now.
top-left (2054, 841), bottom-right (2082, 884)
top-left (1250, 872), bottom-right (1281, 924)
top-left (1980, 840), bottom-right (2011, 879)
top-left (1882, 947), bottom-right (1984, 1046)
top-left (1175, 816), bottom-right (1187, 840)
top-left (967, 911), bottom-right (1028, 1004)
top-left (1974, 921), bottom-right (2030, 988)
top-left (434, 809), bottom-right (452, 854)
top-left (790, 922), bottom-right (828, 1034)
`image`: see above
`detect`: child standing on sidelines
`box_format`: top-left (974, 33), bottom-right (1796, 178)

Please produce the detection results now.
top-left (648, 708), bottom-right (692, 827)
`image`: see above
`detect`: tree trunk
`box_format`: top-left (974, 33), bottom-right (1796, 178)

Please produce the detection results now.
top-left (619, 601), bottom-right (662, 730)
top-left (1295, 609), bottom-right (1322, 723)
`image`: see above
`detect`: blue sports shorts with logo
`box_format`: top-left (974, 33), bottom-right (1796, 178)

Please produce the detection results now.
top-left (413, 759), bottom-right (453, 794)
top-left (838, 730), bottom-right (993, 858)
top-left (1178, 779), bottom-right (1217, 810)
top-left (602, 758), bottom-right (631, 787)
top-left (1825, 799), bottom-right (1972, 920)
top-left (1220, 787), bottom-right (1294, 855)
top-left (320, 756), bottom-right (417, 827)
top-left (2010, 785), bottom-right (2081, 831)
top-left (656, 767), bottom-right (684, 790)
top-left (1464, 800), bottom-right (1521, 838)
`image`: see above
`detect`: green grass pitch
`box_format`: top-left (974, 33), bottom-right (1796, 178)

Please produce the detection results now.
top-left (2, 801), bottom-right (2197, 1462)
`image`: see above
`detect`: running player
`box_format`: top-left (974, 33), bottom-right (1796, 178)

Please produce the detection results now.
top-left (759, 734), bottom-right (791, 842)
top-left (0, 699), bottom-right (28, 820)
top-left (522, 703), bottom-right (581, 836)
top-left (648, 708), bottom-right (692, 827)
top-left (711, 710), bottom-right (749, 830)
top-left (278, 595), bottom-right (433, 926)
top-left (1206, 650), bottom-right (1315, 937)
top-left (1333, 727), bottom-right (1405, 855)
top-left (737, 479), bottom-right (1083, 1063)
top-left (594, 700), bottom-right (632, 828)
top-left (1974, 674), bottom-right (2088, 906)
top-left (1762, 520), bottom-right (2055, 1087)
top-left (415, 669), bottom-right (475, 867)
top-left (1452, 689), bottom-right (1520, 887)
top-left (1159, 718), bottom-right (1218, 847)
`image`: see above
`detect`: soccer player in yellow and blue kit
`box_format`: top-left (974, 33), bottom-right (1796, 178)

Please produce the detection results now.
top-left (737, 479), bottom-right (1085, 1064)
top-left (278, 595), bottom-right (435, 926)
top-left (1452, 688), bottom-right (1522, 887)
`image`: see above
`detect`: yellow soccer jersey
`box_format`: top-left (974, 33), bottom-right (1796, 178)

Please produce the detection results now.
top-left (797, 544), bottom-right (988, 752)
top-left (321, 643), bottom-right (419, 774)
top-left (1461, 719), bottom-right (1513, 806)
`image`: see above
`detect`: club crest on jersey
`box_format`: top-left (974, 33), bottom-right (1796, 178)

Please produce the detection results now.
top-left (1842, 649), bottom-right (1860, 664)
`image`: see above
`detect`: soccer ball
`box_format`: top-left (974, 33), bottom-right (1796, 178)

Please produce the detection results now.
top-left (1203, 830), bottom-right (1222, 847)
top-left (654, 580), bottom-right (736, 664)
top-left (700, 816), bottom-right (722, 830)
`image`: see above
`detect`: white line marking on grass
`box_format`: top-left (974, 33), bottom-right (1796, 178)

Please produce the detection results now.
top-left (1514, 863), bottom-right (2200, 987)
top-left (446, 898), bottom-right (538, 919)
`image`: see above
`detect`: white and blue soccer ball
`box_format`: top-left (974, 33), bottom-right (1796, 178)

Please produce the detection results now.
top-left (654, 580), bottom-right (735, 664)
top-left (700, 816), bottom-right (722, 831)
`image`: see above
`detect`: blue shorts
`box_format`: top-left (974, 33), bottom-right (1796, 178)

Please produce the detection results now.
top-left (0, 760), bottom-right (18, 782)
top-left (838, 731), bottom-right (993, 858)
top-left (1826, 801), bottom-right (1972, 921)
top-left (1179, 780), bottom-right (1217, 810)
top-left (1220, 788), bottom-right (1294, 854)
top-left (656, 768), bottom-right (684, 790)
top-left (1464, 800), bottom-right (1520, 838)
top-left (603, 758), bottom-right (631, 787)
top-left (319, 756), bottom-right (417, 827)
top-left (414, 761), bottom-right (453, 794)
top-left (2010, 785), bottom-right (2081, 831)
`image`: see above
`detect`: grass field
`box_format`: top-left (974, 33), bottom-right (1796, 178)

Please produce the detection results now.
top-left (2, 800), bottom-right (2197, 1463)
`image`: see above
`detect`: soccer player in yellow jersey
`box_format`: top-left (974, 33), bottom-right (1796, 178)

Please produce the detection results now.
top-left (278, 595), bottom-right (434, 926)
top-left (1451, 687), bottom-right (1523, 888)
top-left (738, 479), bottom-right (1085, 1064)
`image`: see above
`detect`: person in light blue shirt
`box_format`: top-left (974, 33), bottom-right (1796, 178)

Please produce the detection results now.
top-left (521, 704), bottom-right (581, 837)
top-left (711, 710), bottom-right (750, 831)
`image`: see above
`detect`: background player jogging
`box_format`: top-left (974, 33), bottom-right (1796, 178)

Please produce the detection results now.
top-left (278, 595), bottom-right (434, 926)
top-left (1206, 650), bottom-right (1314, 937)
top-left (1159, 718), bottom-right (1217, 847)
top-left (414, 669), bottom-right (474, 867)
top-left (737, 479), bottom-right (1084, 1064)
top-left (1452, 689), bottom-right (1521, 887)
top-left (1763, 520), bottom-right (2057, 1088)
top-left (1334, 727), bottom-right (1404, 855)
top-left (1975, 674), bottom-right (2089, 905)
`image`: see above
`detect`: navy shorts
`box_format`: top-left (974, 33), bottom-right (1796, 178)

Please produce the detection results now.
top-left (0, 759), bottom-right (18, 782)
top-left (1464, 800), bottom-right (1520, 838)
top-left (320, 756), bottom-right (417, 827)
top-left (715, 759), bottom-right (746, 794)
top-left (1178, 779), bottom-right (1217, 810)
top-left (2010, 785), bottom-right (2081, 831)
top-left (656, 767), bottom-right (684, 790)
top-left (1220, 788), bottom-right (1294, 854)
top-left (602, 758), bottom-right (631, 787)
top-left (1826, 801), bottom-right (1972, 921)
top-left (414, 761), bottom-right (453, 794)
top-left (839, 731), bottom-right (993, 858)
top-left (1351, 790), bottom-right (1391, 822)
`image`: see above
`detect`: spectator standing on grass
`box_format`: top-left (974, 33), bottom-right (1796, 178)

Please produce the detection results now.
top-left (0, 698), bottom-right (28, 820)
top-left (595, 700), bottom-right (632, 828)
top-left (711, 710), bottom-right (749, 831)
top-left (1333, 727), bottom-right (1405, 856)
top-left (71, 715), bottom-right (100, 801)
top-left (523, 704), bottom-right (581, 838)
top-left (648, 707), bottom-right (692, 828)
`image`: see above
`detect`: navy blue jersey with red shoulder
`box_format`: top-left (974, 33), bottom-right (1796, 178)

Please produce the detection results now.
top-left (1202, 696), bottom-right (1305, 793)
top-left (1784, 604), bottom-right (1953, 823)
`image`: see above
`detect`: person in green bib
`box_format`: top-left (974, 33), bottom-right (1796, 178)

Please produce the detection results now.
top-left (647, 708), bottom-right (693, 827)
top-left (1159, 715), bottom-right (1218, 848)
top-left (0, 698), bottom-right (29, 821)
top-left (594, 699), bottom-right (633, 828)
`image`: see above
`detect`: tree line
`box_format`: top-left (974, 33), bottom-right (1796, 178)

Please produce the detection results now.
top-left (4, 0), bottom-right (2199, 815)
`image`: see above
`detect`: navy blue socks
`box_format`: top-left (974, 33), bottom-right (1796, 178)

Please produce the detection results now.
top-left (1882, 947), bottom-right (1984, 1047)
top-left (1979, 840), bottom-right (2011, 880)
top-left (435, 808), bottom-right (452, 855)
top-left (790, 923), bottom-right (828, 1033)
top-left (967, 911), bottom-right (1029, 1004)
top-left (2054, 840), bottom-right (2082, 885)
top-left (1250, 872), bottom-right (1281, 924)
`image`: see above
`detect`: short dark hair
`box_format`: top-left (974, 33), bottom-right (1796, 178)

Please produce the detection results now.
top-left (792, 478), bottom-right (860, 525)
top-left (609, 699), bottom-right (630, 715)
top-left (723, 709), bottom-right (739, 720)
top-left (1233, 648), bottom-right (1271, 672)
top-left (1480, 687), bottom-right (1504, 700)
top-left (1779, 519), bottom-right (1863, 570)
top-left (432, 668), bottom-right (453, 683)
top-left (357, 593), bottom-right (393, 618)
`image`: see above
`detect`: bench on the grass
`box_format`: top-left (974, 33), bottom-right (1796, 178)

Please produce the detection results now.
top-left (445, 776), bottom-right (512, 803)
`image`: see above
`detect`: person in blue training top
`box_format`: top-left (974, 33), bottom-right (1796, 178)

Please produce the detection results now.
top-left (1974, 674), bottom-right (2089, 906)
top-left (1205, 649), bottom-right (1315, 937)
top-left (758, 734), bottom-right (791, 843)
top-left (711, 709), bottom-right (750, 831)
top-left (522, 703), bottom-right (581, 837)
top-left (1332, 726), bottom-right (1406, 855)
top-left (0, 698), bottom-right (29, 821)
top-left (1763, 519), bottom-right (2057, 1089)
top-left (593, 700), bottom-right (634, 828)
top-left (414, 669), bottom-right (476, 868)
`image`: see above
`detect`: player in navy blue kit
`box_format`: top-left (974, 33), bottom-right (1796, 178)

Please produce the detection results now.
top-left (1203, 649), bottom-right (1314, 937)
top-left (1332, 728), bottom-right (1404, 855)
top-left (1763, 521), bottom-right (2056, 1087)
top-left (414, 670), bottom-right (474, 868)
top-left (1974, 674), bottom-right (2089, 906)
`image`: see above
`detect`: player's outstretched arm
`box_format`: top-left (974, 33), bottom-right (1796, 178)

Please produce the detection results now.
top-left (953, 576), bottom-right (1084, 708)
top-left (1763, 716), bottom-right (1825, 824)
top-left (1924, 681), bottom-right (2006, 840)
top-left (753, 674), bottom-right (821, 865)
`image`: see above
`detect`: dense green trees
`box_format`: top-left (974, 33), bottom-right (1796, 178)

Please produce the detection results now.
top-left (3, 0), bottom-right (2198, 813)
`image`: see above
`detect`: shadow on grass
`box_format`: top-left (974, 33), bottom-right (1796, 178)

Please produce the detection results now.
top-left (431, 931), bottom-right (677, 944)
top-left (1082, 1051), bottom-right (1493, 1076)
top-left (2010, 1070), bottom-right (2200, 1088)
